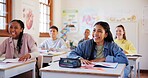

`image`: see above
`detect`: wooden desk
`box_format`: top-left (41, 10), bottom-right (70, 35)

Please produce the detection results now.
top-left (0, 59), bottom-right (36, 78)
top-left (127, 56), bottom-right (141, 78)
top-left (40, 62), bottom-right (126, 78)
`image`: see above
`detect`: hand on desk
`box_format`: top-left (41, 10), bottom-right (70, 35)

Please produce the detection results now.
top-left (80, 58), bottom-right (92, 65)
top-left (19, 54), bottom-right (31, 61)
top-left (80, 58), bottom-right (106, 65)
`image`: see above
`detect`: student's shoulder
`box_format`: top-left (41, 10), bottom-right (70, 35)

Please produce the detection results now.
top-left (42, 38), bottom-right (52, 42)
top-left (57, 38), bottom-right (65, 42)
top-left (4, 37), bottom-right (11, 42)
top-left (80, 39), bottom-right (93, 45)
top-left (23, 33), bottom-right (32, 38)
top-left (58, 38), bottom-right (64, 40)
top-left (105, 41), bottom-right (118, 47)
top-left (123, 39), bottom-right (133, 44)
top-left (22, 33), bottom-right (36, 41)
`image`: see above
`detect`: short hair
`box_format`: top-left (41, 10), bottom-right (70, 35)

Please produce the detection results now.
top-left (85, 29), bottom-right (90, 31)
top-left (94, 21), bottom-right (114, 42)
top-left (49, 26), bottom-right (58, 32)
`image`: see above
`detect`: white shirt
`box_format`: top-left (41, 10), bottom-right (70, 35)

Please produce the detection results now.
top-left (39, 38), bottom-right (68, 51)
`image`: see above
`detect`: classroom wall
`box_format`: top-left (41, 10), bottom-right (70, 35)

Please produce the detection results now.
top-left (0, 0), bottom-right (148, 70)
top-left (61, 0), bottom-right (148, 70)
top-left (13, 0), bottom-right (40, 45)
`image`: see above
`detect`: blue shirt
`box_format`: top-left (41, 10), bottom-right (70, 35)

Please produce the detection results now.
top-left (68, 39), bottom-right (128, 65)
top-left (68, 39), bottom-right (130, 78)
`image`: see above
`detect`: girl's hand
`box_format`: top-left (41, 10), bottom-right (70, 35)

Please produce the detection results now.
top-left (19, 54), bottom-right (31, 61)
top-left (80, 58), bottom-right (92, 65)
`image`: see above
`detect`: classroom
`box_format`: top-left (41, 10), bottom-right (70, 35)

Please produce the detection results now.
top-left (0, 0), bottom-right (148, 78)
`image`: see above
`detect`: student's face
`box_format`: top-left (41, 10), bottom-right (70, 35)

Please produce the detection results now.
top-left (9, 21), bottom-right (23, 39)
top-left (92, 25), bottom-right (107, 44)
top-left (116, 27), bottom-right (124, 39)
top-left (84, 30), bottom-right (90, 37)
top-left (49, 28), bottom-right (58, 39)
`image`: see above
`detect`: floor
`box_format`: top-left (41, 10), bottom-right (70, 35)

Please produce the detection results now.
top-left (139, 71), bottom-right (148, 78)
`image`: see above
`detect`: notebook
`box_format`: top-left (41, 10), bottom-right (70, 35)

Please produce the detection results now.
top-left (93, 62), bottom-right (118, 68)
top-left (2, 58), bottom-right (19, 63)
top-left (126, 54), bottom-right (142, 57)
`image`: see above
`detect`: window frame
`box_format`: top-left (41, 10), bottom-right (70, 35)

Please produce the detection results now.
top-left (0, 0), bottom-right (12, 37)
top-left (39, 0), bottom-right (53, 37)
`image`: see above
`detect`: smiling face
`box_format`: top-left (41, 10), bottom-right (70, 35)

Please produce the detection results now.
top-left (92, 24), bottom-right (108, 45)
top-left (49, 28), bottom-right (58, 40)
top-left (116, 27), bottom-right (125, 40)
top-left (9, 21), bottom-right (23, 39)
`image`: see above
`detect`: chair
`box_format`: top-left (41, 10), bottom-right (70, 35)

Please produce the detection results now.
top-left (129, 66), bottom-right (134, 78)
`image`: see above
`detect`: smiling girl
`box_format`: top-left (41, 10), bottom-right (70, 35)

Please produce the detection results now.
top-left (68, 21), bottom-right (130, 78)
top-left (0, 19), bottom-right (39, 61)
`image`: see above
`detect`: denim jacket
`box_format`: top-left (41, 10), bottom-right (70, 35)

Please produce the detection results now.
top-left (68, 39), bottom-right (128, 65)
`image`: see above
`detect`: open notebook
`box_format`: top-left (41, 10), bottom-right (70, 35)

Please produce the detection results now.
top-left (48, 51), bottom-right (67, 56)
top-left (126, 54), bottom-right (142, 57)
top-left (93, 62), bottom-right (118, 68)
top-left (2, 58), bottom-right (19, 63)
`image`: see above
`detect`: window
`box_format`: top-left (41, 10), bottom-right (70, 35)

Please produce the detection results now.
top-left (39, 0), bottom-right (53, 37)
top-left (0, 0), bottom-right (12, 37)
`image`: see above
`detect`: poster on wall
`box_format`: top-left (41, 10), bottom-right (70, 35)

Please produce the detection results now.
top-left (79, 9), bottom-right (99, 34)
top-left (62, 10), bottom-right (78, 33)
top-left (22, 0), bottom-right (35, 34)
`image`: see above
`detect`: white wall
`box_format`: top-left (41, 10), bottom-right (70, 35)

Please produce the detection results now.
top-left (13, 0), bottom-right (40, 45)
top-left (0, 0), bottom-right (148, 70)
top-left (61, 0), bottom-right (148, 69)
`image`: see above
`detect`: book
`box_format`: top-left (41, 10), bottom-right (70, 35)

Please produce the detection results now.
top-left (126, 54), bottom-right (142, 57)
top-left (2, 58), bottom-right (19, 63)
top-left (48, 51), bottom-right (67, 56)
top-left (39, 50), bottom-right (49, 53)
top-left (93, 62), bottom-right (118, 68)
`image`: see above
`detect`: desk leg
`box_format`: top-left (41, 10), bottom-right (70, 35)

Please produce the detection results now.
top-left (133, 61), bottom-right (137, 78)
top-left (138, 62), bottom-right (140, 78)
top-left (32, 64), bottom-right (36, 78)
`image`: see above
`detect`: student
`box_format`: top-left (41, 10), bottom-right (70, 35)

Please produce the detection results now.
top-left (0, 19), bottom-right (39, 61)
top-left (114, 25), bottom-right (137, 54)
top-left (78, 29), bottom-right (90, 44)
top-left (39, 26), bottom-right (68, 52)
top-left (68, 21), bottom-right (130, 78)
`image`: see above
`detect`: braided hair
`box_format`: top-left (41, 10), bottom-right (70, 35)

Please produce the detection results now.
top-left (9, 19), bottom-right (25, 53)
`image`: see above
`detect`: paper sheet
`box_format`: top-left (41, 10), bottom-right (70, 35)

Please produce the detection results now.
top-left (2, 58), bottom-right (19, 63)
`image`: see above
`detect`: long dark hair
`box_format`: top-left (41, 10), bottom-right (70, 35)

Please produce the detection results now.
top-left (94, 21), bottom-right (114, 42)
top-left (115, 25), bottom-right (126, 40)
top-left (9, 19), bottom-right (24, 53)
